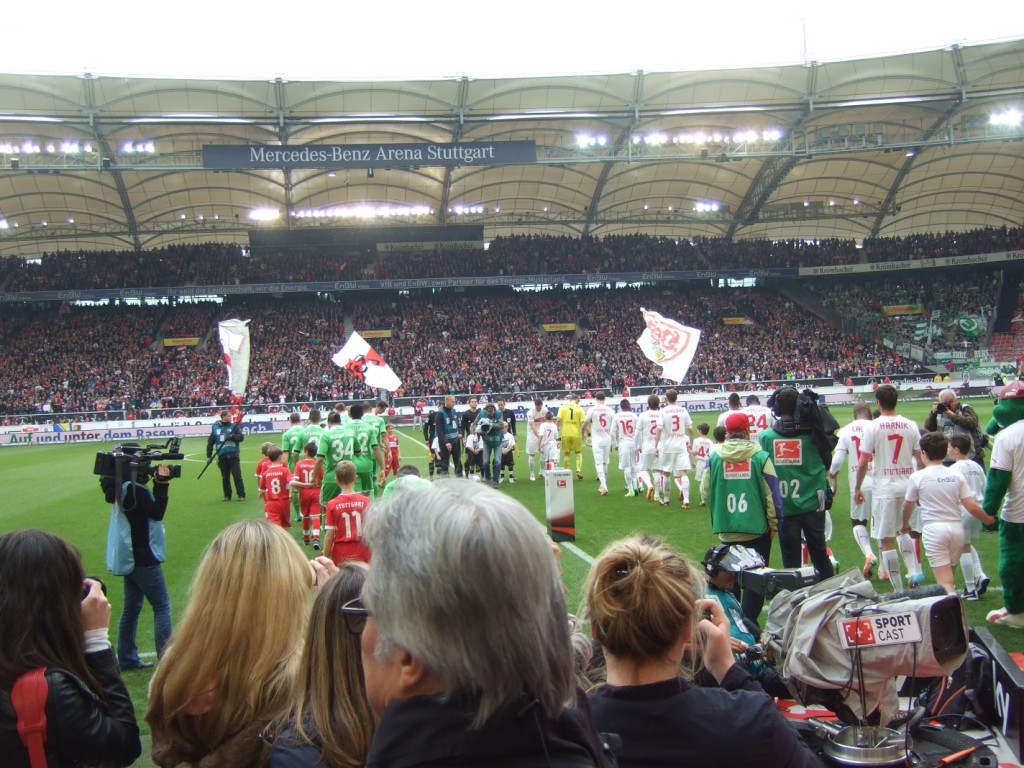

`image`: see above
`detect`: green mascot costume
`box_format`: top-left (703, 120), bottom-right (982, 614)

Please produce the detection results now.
top-left (982, 381), bottom-right (1024, 628)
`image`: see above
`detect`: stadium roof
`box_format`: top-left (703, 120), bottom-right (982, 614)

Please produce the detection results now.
top-left (1, 38), bottom-right (1023, 258)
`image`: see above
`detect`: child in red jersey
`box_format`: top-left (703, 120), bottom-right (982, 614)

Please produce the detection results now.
top-left (323, 461), bottom-right (371, 564)
top-left (291, 441), bottom-right (324, 549)
top-left (382, 423), bottom-right (401, 483)
top-left (260, 446), bottom-right (294, 528)
top-left (255, 441), bottom-right (274, 486)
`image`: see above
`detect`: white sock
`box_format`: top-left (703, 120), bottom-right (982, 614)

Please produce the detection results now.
top-left (960, 554), bottom-right (976, 591)
top-left (638, 471), bottom-right (650, 489)
top-left (597, 464), bottom-right (607, 489)
top-left (680, 475), bottom-right (690, 504)
top-left (970, 546), bottom-right (988, 582)
top-left (897, 534), bottom-right (922, 577)
top-left (853, 524), bottom-right (874, 559)
top-left (528, 456), bottom-right (536, 475)
top-left (882, 549), bottom-right (904, 591)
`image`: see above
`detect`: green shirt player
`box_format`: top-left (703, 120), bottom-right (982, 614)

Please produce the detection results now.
top-left (294, 409), bottom-right (326, 466)
top-left (280, 412), bottom-right (305, 521)
top-left (314, 411), bottom-right (348, 508)
top-left (317, 404), bottom-right (385, 504)
top-left (362, 401), bottom-right (388, 493)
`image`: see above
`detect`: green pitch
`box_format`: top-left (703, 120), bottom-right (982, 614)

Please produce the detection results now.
top-left (0, 396), bottom-right (1016, 766)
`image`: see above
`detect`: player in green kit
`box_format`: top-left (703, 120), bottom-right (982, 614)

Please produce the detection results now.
top-left (314, 411), bottom-right (349, 508)
top-left (281, 412), bottom-right (304, 522)
top-left (362, 401), bottom-right (388, 495)
top-left (342, 403), bottom-right (386, 495)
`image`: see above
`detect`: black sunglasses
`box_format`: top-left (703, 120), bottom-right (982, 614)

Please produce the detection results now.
top-left (340, 597), bottom-right (373, 635)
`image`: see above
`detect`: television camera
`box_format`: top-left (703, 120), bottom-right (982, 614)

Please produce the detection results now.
top-left (94, 437), bottom-right (184, 485)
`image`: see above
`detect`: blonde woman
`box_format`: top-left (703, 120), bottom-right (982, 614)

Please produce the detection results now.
top-left (146, 520), bottom-right (315, 767)
top-left (583, 534), bottom-right (820, 768)
top-left (267, 562), bottom-right (377, 767)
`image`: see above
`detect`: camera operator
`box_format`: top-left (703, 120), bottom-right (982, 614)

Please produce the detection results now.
top-left (924, 388), bottom-right (983, 466)
top-left (102, 463), bottom-right (173, 672)
top-left (700, 544), bottom-right (790, 699)
top-left (207, 409), bottom-right (246, 501)
top-left (760, 387), bottom-right (836, 582)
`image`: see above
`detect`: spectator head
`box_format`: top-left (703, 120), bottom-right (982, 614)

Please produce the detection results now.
top-left (919, 431), bottom-right (949, 462)
top-left (337, 461), bottom-right (357, 486)
top-left (874, 384), bottom-right (899, 412)
top-left (273, 562), bottom-right (375, 767)
top-left (362, 480), bottom-right (572, 726)
top-left (0, 530), bottom-right (101, 693)
top-left (396, 464), bottom-right (421, 478)
top-left (146, 520), bottom-right (311, 747)
top-left (725, 412), bottom-right (750, 438)
top-left (584, 534), bottom-right (702, 666)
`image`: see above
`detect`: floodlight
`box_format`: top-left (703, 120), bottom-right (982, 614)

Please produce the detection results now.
top-left (990, 109), bottom-right (1022, 127)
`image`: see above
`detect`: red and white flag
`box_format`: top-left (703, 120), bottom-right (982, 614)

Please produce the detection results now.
top-left (332, 331), bottom-right (402, 392)
top-left (636, 307), bottom-right (701, 383)
top-left (218, 319), bottom-right (251, 396)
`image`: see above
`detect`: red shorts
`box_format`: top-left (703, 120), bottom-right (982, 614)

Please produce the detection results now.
top-left (265, 500), bottom-right (291, 528)
top-left (330, 541), bottom-right (371, 565)
top-left (388, 448), bottom-right (400, 469)
top-left (299, 490), bottom-right (321, 519)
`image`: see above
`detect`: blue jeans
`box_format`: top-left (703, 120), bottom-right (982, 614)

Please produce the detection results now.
top-left (118, 564), bottom-right (172, 667)
top-left (482, 443), bottom-right (501, 483)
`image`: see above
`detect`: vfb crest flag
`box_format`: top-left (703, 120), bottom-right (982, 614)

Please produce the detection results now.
top-left (332, 331), bottom-right (403, 392)
top-left (217, 319), bottom-right (251, 396)
top-left (636, 308), bottom-right (701, 383)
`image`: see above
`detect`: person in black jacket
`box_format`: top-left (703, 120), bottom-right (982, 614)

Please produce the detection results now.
top-left (207, 409), bottom-right (246, 501)
top-left (0, 529), bottom-right (142, 768)
top-left (359, 480), bottom-right (613, 767)
top-left (583, 534), bottom-right (822, 768)
top-left (432, 396), bottom-right (464, 477)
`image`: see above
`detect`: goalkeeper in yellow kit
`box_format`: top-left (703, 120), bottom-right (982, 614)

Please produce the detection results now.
top-left (558, 393), bottom-right (586, 479)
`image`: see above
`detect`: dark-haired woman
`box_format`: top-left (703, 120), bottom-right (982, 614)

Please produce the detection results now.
top-left (0, 529), bottom-right (142, 767)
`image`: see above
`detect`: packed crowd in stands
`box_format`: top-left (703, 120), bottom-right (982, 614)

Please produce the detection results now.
top-left (0, 281), bottom-right (923, 418)
top-left (805, 272), bottom-right (1001, 347)
top-left (3, 225), bottom-right (1023, 292)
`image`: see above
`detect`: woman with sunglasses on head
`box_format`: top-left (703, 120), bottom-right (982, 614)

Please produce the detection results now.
top-left (147, 520), bottom-right (321, 767)
top-left (267, 561), bottom-right (377, 767)
top-left (0, 529), bottom-right (142, 767)
top-left (583, 534), bottom-right (821, 768)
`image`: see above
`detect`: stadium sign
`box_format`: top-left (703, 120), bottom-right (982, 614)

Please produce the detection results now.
top-left (203, 141), bottom-right (537, 170)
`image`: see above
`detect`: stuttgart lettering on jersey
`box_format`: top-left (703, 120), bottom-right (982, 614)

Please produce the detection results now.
top-left (773, 440), bottom-right (803, 465)
top-left (724, 460), bottom-right (752, 479)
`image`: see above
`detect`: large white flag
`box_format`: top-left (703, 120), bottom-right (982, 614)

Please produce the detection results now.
top-left (636, 307), bottom-right (701, 383)
top-left (332, 331), bottom-right (402, 392)
top-left (218, 319), bottom-right (251, 395)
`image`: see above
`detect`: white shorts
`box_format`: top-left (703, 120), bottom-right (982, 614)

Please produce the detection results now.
top-left (542, 443), bottom-right (560, 463)
top-left (526, 433), bottom-right (541, 455)
top-left (617, 442), bottom-right (637, 471)
top-left (636, 449), bottom-right (657, 472)
top-left (657, 449), bottom-right (691, 474)
top-left (922, 522), bottom-right (966, 569)
top-left (695, 459), bottom-right (709, 482)
top-left (851, 486), bottom-right (872, 523)
top-left (961, 511), bottom-right (981, 542)
top-left (592, 440), bottom-right (611, 467)
top-left (871, 497), bottom-right (904, 540)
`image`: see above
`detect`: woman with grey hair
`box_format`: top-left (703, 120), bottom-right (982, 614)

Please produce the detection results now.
top-left (352, 479), bottom-right (612, 768)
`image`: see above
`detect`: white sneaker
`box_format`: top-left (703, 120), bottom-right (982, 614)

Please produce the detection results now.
top-left (530, 474), bottom-right (536, 482)
top-left (509, 477), bottom-right (516, 484)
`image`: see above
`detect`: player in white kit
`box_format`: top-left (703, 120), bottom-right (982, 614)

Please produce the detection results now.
top-left (854, 385), bottom-right (924, 591)
top-left (691, 423), bottom-right (714, 506)
top-left (829, 403), bottom-right (878, 578)
top-left (634, 394), bottom-right (661, 502)
top-left (742, 394), bottom-right (775, 444)
top-left (526, 397), bottom-right (550, 481)
top-left (948, 433), bottom-right (991, 599)
top-left (611, 399), bottom-right (639, 497)
top-left (539, 412), bottom-right (561, 472)
top-left (654, 389), bottom-right (694, 508)
top-left (583, 391), bottom-right (616, 496)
